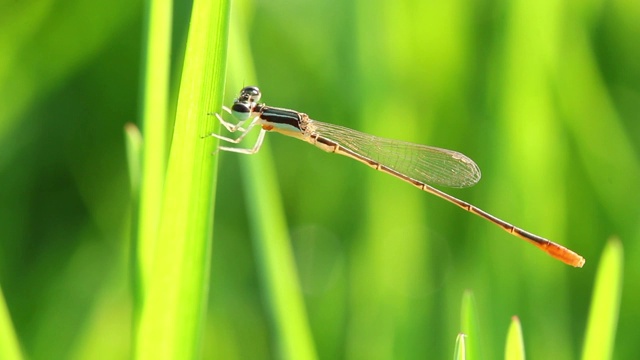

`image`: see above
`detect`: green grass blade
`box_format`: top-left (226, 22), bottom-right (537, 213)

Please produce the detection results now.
top-left (134, 0), bottom-right (230, 357)
top-left (581, 238), bottom-right (624, 360)
top-left (0, 288), bottom-right (23, 360)
top-left (460, 290), bottom-right (480, 360)
top-left (505, 316), bottom-right (525, 360)
top-left (453, 333), bottom-right (467, 360)
top-left (240, 154), bottom-right (317, 360)
top-left (136, 0), bottom-right (173, 290)
top-left (221, 3), bottom-right (317, 359)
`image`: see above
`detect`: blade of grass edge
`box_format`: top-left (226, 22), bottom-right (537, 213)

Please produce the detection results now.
top-left (134, 0), bottom-right (230, 358)
top-left (504, 316), bottom-right (525, 360)
top-left (581, 237), bottom-right (623, 360)
top-left (221, 2), bottom-right (317, 359)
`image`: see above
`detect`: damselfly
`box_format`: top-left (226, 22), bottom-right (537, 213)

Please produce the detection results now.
top-left (208, 86), bottom-right (585, 267)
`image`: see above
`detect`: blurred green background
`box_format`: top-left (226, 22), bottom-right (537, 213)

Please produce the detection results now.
top-left (1, 0), bottom-right (639, 358)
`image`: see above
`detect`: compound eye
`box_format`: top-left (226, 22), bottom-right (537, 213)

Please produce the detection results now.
top-left (231, 102), bottom-right (252, 121)
top-left (239, 86), bottom-right (261, 102)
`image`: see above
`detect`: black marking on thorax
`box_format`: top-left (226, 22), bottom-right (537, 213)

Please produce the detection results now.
top-left (260, 106), bottom-right (302, 130)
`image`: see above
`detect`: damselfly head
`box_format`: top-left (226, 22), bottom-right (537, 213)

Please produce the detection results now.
top-left (237, 86), bottom-right (261, 103)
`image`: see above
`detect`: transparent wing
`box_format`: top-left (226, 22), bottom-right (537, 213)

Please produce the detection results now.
top-left (310, 120), bottom-right (481, 188)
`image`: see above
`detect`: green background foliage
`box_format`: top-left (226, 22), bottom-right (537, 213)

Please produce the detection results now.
top-left (0, 0), bottom-right (638, 358)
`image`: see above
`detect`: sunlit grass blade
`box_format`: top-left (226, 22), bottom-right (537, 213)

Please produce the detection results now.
top-left (0, 288), bottom-right (23, 360)
top-left (222, 2), bottom-right (317, 359)
top-left (581, 238), bottom-right (623, 360)
top-left (505, 316), bottom-right (525, 360)
top-left (453, 333), bottom-right (467, 360)
top-left (134, 0), bottom-right (230, 358)
top-left (136, 0), bottom-right (172, 293)
top-left (460, 290), bottom-right (479, 360)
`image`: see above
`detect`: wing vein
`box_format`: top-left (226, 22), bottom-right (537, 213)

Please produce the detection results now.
top-left (310, 120), bottom-right (481, 188)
